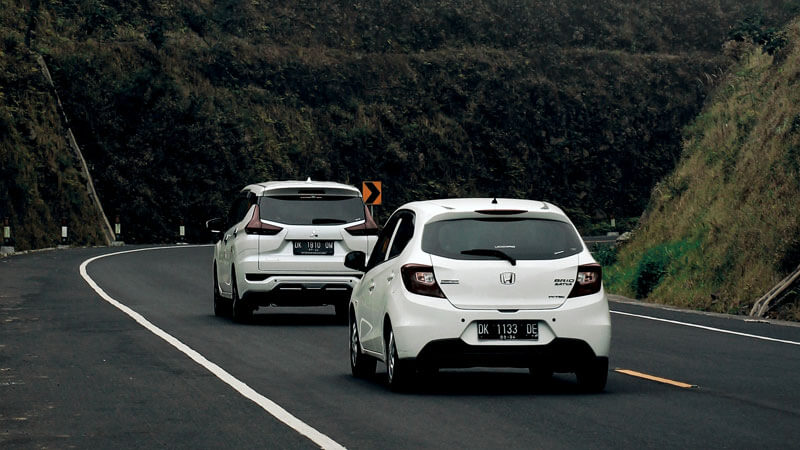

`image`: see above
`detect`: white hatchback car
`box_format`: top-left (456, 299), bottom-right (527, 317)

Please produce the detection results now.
top-left (344, 198), bottom-right (611, 391)
top-left (207, 180), bottom-right (378, 323)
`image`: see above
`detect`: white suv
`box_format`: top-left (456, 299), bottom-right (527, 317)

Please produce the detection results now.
top-left (344, 198), bottom-right (611, 391)
top-left (207, 180), bottom-right (378, 323)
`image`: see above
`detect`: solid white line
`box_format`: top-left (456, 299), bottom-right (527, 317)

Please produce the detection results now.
top-left (611, 310), bottom-right (800, 347)
top-left (79, 246), bottom-right (346, 450)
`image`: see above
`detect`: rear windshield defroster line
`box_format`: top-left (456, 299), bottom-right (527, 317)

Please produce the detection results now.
top-left (422, 218), bottom-right (583, 261)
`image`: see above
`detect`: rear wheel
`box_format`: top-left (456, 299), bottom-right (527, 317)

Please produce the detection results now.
top-left (575, 357), bottom-right (608, 392)
top-left (213, 265), bottom-right (231, 317)
top-left (231, 272), bottom-right (253, 323)
top-left (385, 327), bottom-right (414, 391)
top-left (334, 302), bottom-right (348, 325)
top-left (350, 317), bottom-right (376, 378)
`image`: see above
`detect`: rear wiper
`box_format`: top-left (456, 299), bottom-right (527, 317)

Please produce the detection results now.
top-left (460, 249), bottom-right (517, 266)
top-left (312, 218), bottom-right (348, 224)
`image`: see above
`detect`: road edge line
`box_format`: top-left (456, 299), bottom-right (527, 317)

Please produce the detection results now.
top-left (79, 246), bottom-right (346, 450)
top-left (611, 310), bottom-right (800, 347)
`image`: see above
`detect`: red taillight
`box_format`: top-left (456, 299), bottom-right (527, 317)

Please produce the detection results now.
top-left (401, 264), bottom-right (446, 298)
top-left (345, 205), bottom-right (379, 236)
top-left (244, 205), bottom-right (283, 236)
top-left (567, 263), bottom-right (603, 298)
top-left (345, 223), bottom-right (379, 236)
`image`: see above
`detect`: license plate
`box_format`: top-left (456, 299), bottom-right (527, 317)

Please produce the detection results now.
top-left (477, 321), bottom-right (538, 341)
top-left (292, 240), bottom-right (334, 255)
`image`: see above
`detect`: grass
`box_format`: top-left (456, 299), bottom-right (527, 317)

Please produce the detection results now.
top-left (607, 18), bottom-right (800, 320)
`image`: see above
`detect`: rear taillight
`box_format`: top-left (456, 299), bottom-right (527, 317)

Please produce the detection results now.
top-left (345, 205), bottom-right (379, 236)
top-left (401, 264), bottom-right (446, 298)
top-left (567, 263), bottom-right (603, 298)
top-left (345, 223), bottom-right (379, 236)
top-left (244, 205), bottom-right (283, 236)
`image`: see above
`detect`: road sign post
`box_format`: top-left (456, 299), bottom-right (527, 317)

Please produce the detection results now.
top-left (3, 217), bottom-right (10, 246)
top-left (178, 219), bottom-right (186, 244)
top-left (1, 217), bottom-right (13, 255)
top-left (362, 181), bottom-right (382, 220)
top-left (112, 215), bottom-right (125, 246)
top-left (362, 181), bottom-right (382, 205)
top-left (59, 218), bottom-right (69, 248)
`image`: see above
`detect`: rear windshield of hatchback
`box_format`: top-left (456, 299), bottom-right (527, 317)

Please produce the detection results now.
top-left (422, 218), bottom-right (583, 261)
top-left (259, 195), bottom-right (365, 225)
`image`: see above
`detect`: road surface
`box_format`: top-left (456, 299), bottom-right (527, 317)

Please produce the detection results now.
top-left (2, 246), bottom-right (799, 448)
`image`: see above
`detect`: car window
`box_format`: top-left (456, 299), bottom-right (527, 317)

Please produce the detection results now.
top-left (226, 195), bottom-right (250, 229)
top-left (259, 195), bottom-right (364, 225)
top-left (422, 218), bottom-right (583, 261)
top-left (366, 214), bottom-right (401, 270)
top-left (388, 211), bottom-right (415, 259)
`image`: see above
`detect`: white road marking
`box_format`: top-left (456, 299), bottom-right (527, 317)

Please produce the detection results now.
top-left (80, 246), bottom-right (346, 450)
top-left (611, 310), bottom-right (800, 347)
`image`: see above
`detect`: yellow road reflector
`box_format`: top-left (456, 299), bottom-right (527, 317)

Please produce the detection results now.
top-left (615, 369), bottom-right (698, 389)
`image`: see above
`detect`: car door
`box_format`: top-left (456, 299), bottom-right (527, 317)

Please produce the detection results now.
top-left (219, 194), bottom-right (250, 296)
top-left (360, 210), bottom-right (416, 355)
top-left (358, 214), bottom-right (401, 354)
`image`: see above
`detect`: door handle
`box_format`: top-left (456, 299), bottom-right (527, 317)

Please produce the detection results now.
top-left (368, 282), bottom-right (375, 292)
top-left (387, 274), bottom-right (394, 282)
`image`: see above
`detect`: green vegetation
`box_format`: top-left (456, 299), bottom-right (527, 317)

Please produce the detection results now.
top-left (0, 3), bottom-right (106, 250)
top-left (2, 1), bottom-right (800, 249)
top-left (607, 17), bottom-right (800, 320)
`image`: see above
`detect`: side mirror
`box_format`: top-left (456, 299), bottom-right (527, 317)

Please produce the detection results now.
top-left (205, 218), bottom-right (224, 241)
top-left (344, 251), bottom-right (367, 272)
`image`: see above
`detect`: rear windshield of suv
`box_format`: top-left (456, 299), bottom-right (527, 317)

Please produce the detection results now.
top-left (259, 195), bottom-right (365, 225)
top-left (422, 218), bottom-right (583, 261)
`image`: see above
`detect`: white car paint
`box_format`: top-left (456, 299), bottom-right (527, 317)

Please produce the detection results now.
top-left (347, 198), bottom-right (612, 390)
top-left (211, 180), bottom-right (378, 321)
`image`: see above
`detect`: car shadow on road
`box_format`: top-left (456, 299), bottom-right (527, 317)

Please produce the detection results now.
top-left (349, 369), bottom-right (603, 397)
top-left (209, 306), bottom-right (347, 327)
top-left (249, 311), bottom-right (343, 327)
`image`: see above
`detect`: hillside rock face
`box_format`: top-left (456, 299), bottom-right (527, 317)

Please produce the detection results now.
top-left (2, 1), bottom-right (798, 245)
top-left (0, 9), bottom-right (107, 251)
top-left (608, 17), bottom-right (800, 321)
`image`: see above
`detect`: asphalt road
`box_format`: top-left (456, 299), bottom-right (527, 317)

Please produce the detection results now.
top-left (2, 245), bottom-right (800, 448)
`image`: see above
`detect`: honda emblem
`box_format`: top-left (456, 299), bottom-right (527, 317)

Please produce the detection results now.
top-left (500, 272), bottom-right (516, 285)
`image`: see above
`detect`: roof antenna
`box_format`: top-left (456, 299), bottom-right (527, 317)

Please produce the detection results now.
top-left (491, 197), bottom-right (498, 204)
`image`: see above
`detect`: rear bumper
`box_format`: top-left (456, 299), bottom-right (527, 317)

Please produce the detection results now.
top-left (388, 290), bottom-right (611, 361)
top-left (239, 274), bottom-right (358, 307)
top-left (414, 338), bottom-right (599, 372)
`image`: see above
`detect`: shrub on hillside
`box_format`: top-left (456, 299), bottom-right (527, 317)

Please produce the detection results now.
top-left (631, 239), bottom-right (702, 299)
top-left (633, 245), bottom-right (670, 299)
top-left (592, 244), bottom-right (618, 267)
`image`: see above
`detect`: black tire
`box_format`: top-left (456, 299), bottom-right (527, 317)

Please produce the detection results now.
top-left (231, 271), bottom-right (253, 323)
top-left (334, 302), bottom-right (348, 325)
top-left (575, 357), bottom-right (608, 393)
top-left (213, 265), bottom-right (231, 317)
top-left (350, 316), bottom-right (376, 378)
top-left (385, 327), bottom-right (414, 392)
